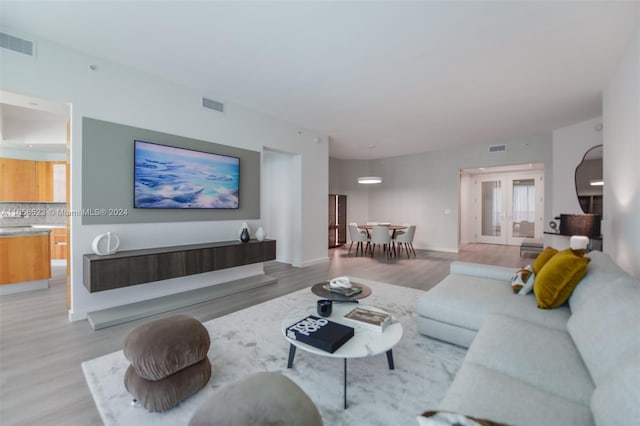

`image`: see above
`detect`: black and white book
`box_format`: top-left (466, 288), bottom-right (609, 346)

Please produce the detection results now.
top-left (286, 316), bottom-right (354, 353)
top-left (343, 306), bottom-right (392, 332)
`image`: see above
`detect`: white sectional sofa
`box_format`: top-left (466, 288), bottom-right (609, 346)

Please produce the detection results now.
top-left (416, 251), bottom-right (640, 426)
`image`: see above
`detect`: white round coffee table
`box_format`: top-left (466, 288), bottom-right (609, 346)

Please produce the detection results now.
top-left (281, 302), bottom-right (403, 409)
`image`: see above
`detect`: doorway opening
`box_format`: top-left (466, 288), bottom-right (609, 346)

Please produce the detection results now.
top-left (460, 163), bottom-right (544, 246)
top-left (0, 90), bottom-right (71, 308)
top-left (329, 194), bottom-right (346, 248)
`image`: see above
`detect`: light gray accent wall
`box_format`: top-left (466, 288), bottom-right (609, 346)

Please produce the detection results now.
top-left (82, 117), bottom-right (260, 224)
top-left (331, 134), bottom-right (553, 252)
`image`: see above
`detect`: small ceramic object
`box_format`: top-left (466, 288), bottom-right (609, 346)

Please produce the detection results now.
top-left (255, 226), bottom-right (265, 241)
top-left (240, 227), bottom-right (250, 243)
top-left (92, 232), bottom-right (120, 255)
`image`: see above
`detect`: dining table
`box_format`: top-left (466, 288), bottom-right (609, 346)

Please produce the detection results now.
top-left (357, 224), bottom-right (407, 239)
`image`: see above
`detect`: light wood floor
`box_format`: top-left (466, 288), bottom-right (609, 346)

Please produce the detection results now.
top-left (0, 243), bottom-right (527, 426)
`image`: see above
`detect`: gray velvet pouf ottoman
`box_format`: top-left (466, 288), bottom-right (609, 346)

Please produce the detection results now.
top-left (189, 372), bottom-right (323, 426)
top-left (123, 314), bottom-right (212, 412)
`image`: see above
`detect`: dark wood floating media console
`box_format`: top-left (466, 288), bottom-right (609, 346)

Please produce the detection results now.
top-left (83, 239), bottom-right (276, 293)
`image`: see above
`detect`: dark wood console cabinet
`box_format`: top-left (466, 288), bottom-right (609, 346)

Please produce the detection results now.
top-left (83, 239), bottom-right (276, 293)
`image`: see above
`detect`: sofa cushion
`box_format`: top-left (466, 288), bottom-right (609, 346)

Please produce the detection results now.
top-left (188, 372), bottom-right (322, 426)
top-left (418, 410), bottom-right (507, 426)
top-left (124, 314), bottom-right (210, 381)
top-left (124, 357), bottom-right (212, 412)
top-left (534, 249), bottom-right (590, 309)
top-left (568, 250), bottom-right (636, 312)
top-left (567, 281), bottom-right (640, 386)
top-left (439, 363), bottom-right (594, 426)
top-left (449, 262), bottom-right (518, 281)
top-left (590, 355), bottom-right (640, 426)
top-left (416, 274), bottom-right (570, 335)
top-left (532, 246), bottom-right (558, 273)
top-left (464, 315), bottom-right (594, 405)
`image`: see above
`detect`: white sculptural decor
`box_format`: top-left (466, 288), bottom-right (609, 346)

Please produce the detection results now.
top-left (92, 232), bottom-right (120, 256)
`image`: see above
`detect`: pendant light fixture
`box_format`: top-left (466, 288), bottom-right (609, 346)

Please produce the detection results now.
top-left (358, 176), bottom-right (382, 184)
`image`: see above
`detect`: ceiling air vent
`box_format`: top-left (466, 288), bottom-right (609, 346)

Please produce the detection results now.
top-left (489, 144), bottom-right (506, 153)
top-left (202, 97), bottom-right (224, 112)
top-left (0, 32), bottom-right (35, 57)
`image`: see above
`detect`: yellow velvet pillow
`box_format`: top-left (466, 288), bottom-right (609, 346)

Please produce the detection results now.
top-left (534, 249), bottom-right (590, 309)
top-left (532, 246), bottom-right (559, 274)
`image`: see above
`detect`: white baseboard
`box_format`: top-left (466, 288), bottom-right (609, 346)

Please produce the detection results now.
top-left (420, 246), bottom-right (459, 253)
top-left (293, 257), bottom-right (330, 268)
top-left (68, 310), bottom-right (87, 322)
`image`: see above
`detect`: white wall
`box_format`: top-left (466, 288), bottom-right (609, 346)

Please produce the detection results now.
top-left (1, 147), bottom-right (67, 161)
top-left (0, 29), bottom-right (329, 320)
top-left (332, 134), bottom-right (553, 252)
top-left (603, 23), bottom-right (640, 278)
top-left (551, 116), bottom-right (603, 218)
top-left (548, 116), bottom-right (603, 249)
top-left (329, 157), bottom-right (370, 227)
top-left (263, 149), bottom-right (297, 264)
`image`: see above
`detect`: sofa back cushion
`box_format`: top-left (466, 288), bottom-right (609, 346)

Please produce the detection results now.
top-left (567, 279), bottom-right (640, 386)
top-left (569, 251), bottom-right (631, 312)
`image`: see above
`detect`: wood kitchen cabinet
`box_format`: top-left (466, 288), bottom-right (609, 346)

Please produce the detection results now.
top-left (0, 233), bottom-right (51, 285)
top-left (0, 158), bottom-right (66, 202)
top-left (50, 228), bottom-right (67, 260)
top-left (0, 158), bottom-right (38, 201)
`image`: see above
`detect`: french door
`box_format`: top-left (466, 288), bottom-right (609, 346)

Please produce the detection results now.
top-left (475, 172), bottom-right (543, 245)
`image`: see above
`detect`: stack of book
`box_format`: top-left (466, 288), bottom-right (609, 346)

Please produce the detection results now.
top-left (322, 283), bottom-right (363, 297)
top-left (343, 306), bottom-right (392, 332)
top-left (286, 315), bottom-right (354, 353)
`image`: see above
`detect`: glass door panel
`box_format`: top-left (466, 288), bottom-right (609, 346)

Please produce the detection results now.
top-left (511, 179), bottom-right (535, 238)
top-left (477, 178), bottom-right (506, 244)
top-left (475, 171), bottom-right (543, 245)
top-left (481, 180), bottom-right (501, 237)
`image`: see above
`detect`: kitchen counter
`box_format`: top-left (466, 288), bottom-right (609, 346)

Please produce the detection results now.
top-left (0, 226), bottom-right (53, 237)
top-left (0, 229), bottom-right (52, 294)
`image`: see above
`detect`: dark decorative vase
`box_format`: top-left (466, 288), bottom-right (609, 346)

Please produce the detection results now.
top-left (240, 227), bottom-right (250, 243)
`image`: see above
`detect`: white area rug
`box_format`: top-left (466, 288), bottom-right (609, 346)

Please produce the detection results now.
top-left (82, 277), bottom-right (466, 426)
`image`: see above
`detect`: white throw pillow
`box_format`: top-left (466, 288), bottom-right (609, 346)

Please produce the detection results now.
top-left (518, 271), bottom-right (536, 295)
top-left (511, 265), bottom-right (535, 295)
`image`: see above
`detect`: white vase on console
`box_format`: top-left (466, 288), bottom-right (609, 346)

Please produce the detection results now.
top-left (255, 226), bottom-right (265, 241)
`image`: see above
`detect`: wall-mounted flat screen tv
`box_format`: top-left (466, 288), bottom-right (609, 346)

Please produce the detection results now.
top-left (134, 140), bottom-right (239, 209)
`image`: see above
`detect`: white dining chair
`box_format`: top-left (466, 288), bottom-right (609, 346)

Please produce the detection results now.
top-left (393, 225), bottom-right (416, 258)
top-left (394, 223), bottom-right (411, 237)
top-left (370, 225), bottom-right (393, 260)
top-left (348, 223), bottom-right (370, 256)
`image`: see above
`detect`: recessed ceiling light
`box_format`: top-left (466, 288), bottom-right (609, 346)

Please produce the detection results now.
top-left (368, 144), bottom-right (376, 149)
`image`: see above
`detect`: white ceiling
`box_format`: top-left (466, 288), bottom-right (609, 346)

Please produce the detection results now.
top-left (0, 91), bottom-right (69, 153)
top-left (1, 1), bottom-right (638, 159)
